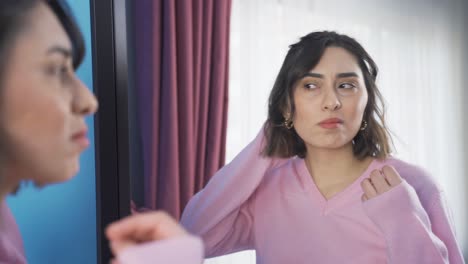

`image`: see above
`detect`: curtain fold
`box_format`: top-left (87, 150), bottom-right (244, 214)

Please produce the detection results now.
top-left (134, 0), bottom-right (232, 219)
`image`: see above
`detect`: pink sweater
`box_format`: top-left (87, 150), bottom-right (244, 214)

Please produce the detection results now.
top-left (117, 235), bottom-right (203, 264)
top-left (0, 201), bottom-right (26, 264)
top-left (119, 129), bottom-right (464, 263)
top-left (179, 129), bottom-right (465, 264)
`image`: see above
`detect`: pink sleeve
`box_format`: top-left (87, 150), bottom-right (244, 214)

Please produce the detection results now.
top-left (117, 235), bottom-right (204, 264)
top-left (180, 128), bottom-right (287, 257)
top-left (0, 202), bottom-right (26, 264)
top-left (363, 181), bottom-right (465, 264)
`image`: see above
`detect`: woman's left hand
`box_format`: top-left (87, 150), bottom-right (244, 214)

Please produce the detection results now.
top-left (360, 165), bottom-right (402, 201)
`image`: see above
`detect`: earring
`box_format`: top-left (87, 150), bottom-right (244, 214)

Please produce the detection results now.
top-left (283, 118), bottom-right (293, 129)
top-left (360, 120), bottom-right (368, 131)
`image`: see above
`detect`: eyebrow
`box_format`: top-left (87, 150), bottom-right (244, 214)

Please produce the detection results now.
top-left (46, 46), bottom-right (73, 58)
top-left (302, 72), bottom-right (359, 79)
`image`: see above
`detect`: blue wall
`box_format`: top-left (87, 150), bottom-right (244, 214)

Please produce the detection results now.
top-left (7, 1), bottom-right (97, 263)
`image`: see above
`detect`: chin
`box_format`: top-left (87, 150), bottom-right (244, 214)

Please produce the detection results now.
top-left (35, 166), bottom-right (80, 186)
top-left (60, 157), bottom-right (81, 181)
top-left (35, 175), bottom-right (71, 187)
top-left (321, 136), bottom-right (352, 148)
top-left (62, 165), bottom-right (80, 182)
top-left (314, 141), bottom-right (349, 150)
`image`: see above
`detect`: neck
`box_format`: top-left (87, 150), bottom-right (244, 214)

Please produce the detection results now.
top-left (304, 143), bottom-right (372, 186)
top-left (0, 163), bottom-right (20, 204)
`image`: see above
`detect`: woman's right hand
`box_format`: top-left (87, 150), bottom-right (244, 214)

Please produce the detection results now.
top-left (106, 211), bottom-right (188, 257)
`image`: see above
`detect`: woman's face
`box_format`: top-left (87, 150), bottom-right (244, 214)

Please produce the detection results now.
top-left (0, 2), bottom-right (98, 186)
top-left (291, 47), bottom-right (367, 152)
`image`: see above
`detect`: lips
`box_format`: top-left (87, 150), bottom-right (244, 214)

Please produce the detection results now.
top-left (71, 128), bottom-right (90, 149)
top-left (318, 118), bottom-right (343, 129)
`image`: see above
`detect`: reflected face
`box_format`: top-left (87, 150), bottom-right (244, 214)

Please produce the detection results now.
top-left (0, 2), bottom-right (98, 186)
top-left (291, 47), bottom-right (367, 151)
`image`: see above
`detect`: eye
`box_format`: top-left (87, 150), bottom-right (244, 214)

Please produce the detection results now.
top-left (47, 64), bottom-right (64, 76)
top-left (58, 66), bottom-right (68, 76)
top-left (54, 65), bottom-right (73, 83)
top-left (304, 83), bottom-right (318, 90)
top-left (338, 82), bottom-right (356, 89)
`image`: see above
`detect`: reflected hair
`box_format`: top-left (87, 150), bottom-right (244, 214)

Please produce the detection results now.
top-left (0, 0), bottom-right (84, 82)
top-left (262, 31), bottom-right (392, 160)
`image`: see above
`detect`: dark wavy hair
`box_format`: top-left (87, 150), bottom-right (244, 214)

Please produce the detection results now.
top-left (0, 0), bottom-right (84, 81)
top-left (263, 31), bottom-right (392, 160)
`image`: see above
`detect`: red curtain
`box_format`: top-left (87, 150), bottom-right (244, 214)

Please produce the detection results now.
top-left (134, 0), bottom-right (232, 219)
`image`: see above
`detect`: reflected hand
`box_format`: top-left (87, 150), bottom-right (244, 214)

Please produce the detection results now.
top-left (106, 211), bottom-right (188, 258)
top-left (360, 165), bottom-right (402, 201)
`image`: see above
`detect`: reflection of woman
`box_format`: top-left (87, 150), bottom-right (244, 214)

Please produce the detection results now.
top-left (180, 31), bottom-right (465, 263)
top-left (0, 1), bottom-right (98, 262)
top-left (109, 31), bottom-right (464, 263)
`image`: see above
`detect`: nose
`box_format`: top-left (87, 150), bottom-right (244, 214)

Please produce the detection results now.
top-left (321, 89), bottom-right (341, 111)
top-left (72, 77), bottom-right (98, 116)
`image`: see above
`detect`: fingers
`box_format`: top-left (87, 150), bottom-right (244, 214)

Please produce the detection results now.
top-left (106, 211), bottom-right (189, 257)
top-left (369, 170), bottom-right (391, 193)
top-left (106, 213), bottom-right (152, 241)
top-left (382, 165), bottom-right (402, 186)
top-left (107, 211), bottom-right (162, 241)
top-left (106, 211), bottom-right (187, 244)
top-left (361, 193), bottom-right (368, 202)
top-left (360, 178), bottom-right (377, 199)
top-left (361, 165), bottom-right (402, 201)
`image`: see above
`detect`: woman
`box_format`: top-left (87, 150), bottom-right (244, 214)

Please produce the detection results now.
top-left (108, 31), bottom-right (465, 263)
top-left (0, 1), bottom-right (202, 263)
top-left (0, 1), bottom-right (97, 262)
top-left (0, 1), bottom-right (204, 263)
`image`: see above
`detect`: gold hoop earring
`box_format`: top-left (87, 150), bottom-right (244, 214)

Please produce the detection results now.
top-left (360, 120), bottom-right (368, 131)
top-left (283, 118), bottom-right (293, 129)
